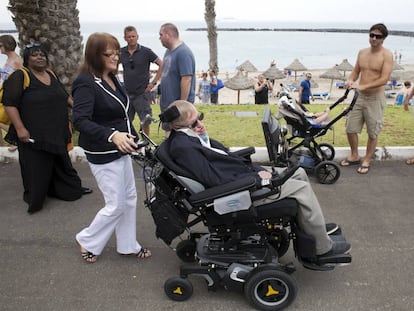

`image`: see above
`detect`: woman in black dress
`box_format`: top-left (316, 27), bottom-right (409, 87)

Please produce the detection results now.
top-left (2, 44), bottom-right (90, 214)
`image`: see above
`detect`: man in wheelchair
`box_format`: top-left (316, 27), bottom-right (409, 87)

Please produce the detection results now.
top-left (160, 100), bottom-right (351, 261)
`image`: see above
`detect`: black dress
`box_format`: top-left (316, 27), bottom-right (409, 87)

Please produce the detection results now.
top-left (3, 69), bottom-right (82, 214)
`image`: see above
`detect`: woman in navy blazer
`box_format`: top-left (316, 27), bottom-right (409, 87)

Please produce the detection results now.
top-left (72, 32), bottom-right (151, 263)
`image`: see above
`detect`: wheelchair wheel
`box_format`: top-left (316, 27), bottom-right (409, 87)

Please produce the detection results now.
top-left (317, 143), bottom-right (335, 161)
top-left (244, 269), bottom-right (297, 311)
top-left (164, 276), bottom-right (193, 301)
top-left (315, 161), bottom-right (340, 184)
top-left (176, 239), bottom-right (197, 263)
top-left (268, 229), bottom-right (290, 258)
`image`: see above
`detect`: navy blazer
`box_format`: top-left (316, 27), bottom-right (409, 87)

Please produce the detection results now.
top-left (167, 131), bottom-right (264, 188)
top-left (72, 72), bottom-right (137, 164)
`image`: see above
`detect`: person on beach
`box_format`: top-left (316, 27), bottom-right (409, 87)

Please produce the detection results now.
top-left (160, 100), bottom-right (351, 260)
top-left (159, 22), bottom-right (195, 134)
top-left (72, 32), bottom-right (151, 263)
top-left (254, 74), bottom-right (273, 104)
top-left (403, 86), bottom-right (414, 165)
top-left (298, 72), bottom-right (314, 105)
top-left (341, 23), bottom-right (393, 174)
top-left (196, 72), bottom-right (210, 104)
top-left (120, 25), bottom-right (162, 136)
top-left (0, 35), bottom-right (22, 151)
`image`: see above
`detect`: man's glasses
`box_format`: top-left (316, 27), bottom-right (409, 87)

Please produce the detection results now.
top-left (369, 33), bottom-right (384, 39)
top-left (190, 112), bottom-right (204, 128)
top-left (102, 51), bottom-right (120, 58)
top-left (129, 58), bottom-right (135, 69)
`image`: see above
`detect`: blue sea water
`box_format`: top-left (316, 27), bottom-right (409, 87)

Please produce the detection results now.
top-left (2, 20), bottom-right (414, 72)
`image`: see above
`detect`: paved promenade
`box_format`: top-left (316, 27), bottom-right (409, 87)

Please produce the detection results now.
top-left (1, 159), bottom-right (413, 311)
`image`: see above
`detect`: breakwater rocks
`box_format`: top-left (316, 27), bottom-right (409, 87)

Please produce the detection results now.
top-left (0, 29), bottom-right (17, 33)
top-left (186, 27), bottom-right (414, 37)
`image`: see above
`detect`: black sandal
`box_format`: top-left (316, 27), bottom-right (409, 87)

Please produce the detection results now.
top-left (136, 247), bottom-right (152, 259)
top-left (76, 240), bottom-right (97, 263)
top-left (81, 251), bottom-right (97, 263)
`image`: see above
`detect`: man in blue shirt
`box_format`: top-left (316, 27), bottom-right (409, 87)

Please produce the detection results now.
top-left (298, 72), bottom-right (314, 105)
top-left (159, 23), bottom-right (195, 133)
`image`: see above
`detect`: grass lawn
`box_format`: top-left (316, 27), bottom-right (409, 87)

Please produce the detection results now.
top-left (142, 102), bottom-right (414, 148)
top-left (17, 102), bottom-right (409, 149)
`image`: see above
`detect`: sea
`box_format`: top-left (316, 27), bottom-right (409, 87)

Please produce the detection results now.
top-left (1, 20), bottom-right (414, 72)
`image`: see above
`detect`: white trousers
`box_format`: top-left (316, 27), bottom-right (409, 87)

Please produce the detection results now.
top-left (254, 167), bottom-right (332, 255)
top-left (76, 156), bottom-right (141, 255)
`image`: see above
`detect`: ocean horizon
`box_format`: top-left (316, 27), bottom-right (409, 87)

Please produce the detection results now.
top-left (1, 20), bottom-right (414, 72)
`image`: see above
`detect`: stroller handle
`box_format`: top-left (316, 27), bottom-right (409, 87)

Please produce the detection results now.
top-left (329, 88), bottom-right (359, 111)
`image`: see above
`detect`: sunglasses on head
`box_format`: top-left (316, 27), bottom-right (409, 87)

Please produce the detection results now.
top-left (190, 112), bottom-right (204, 128)
top-left (369, 33), bottom-right (384, 39)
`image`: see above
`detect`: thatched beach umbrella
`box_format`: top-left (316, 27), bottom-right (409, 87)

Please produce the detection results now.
top-left (224, 70), bottom-right (255, 104)
top-left (262, 66), bottom-right (285, 80)
top-left (320, 66), bottom-right (346, 93)
top-left (236, 60), bottom-right (258, 75)
top-left (285, 58), bottom-right (307, 80)
top-left (336, 58), bottom-right (354, 77)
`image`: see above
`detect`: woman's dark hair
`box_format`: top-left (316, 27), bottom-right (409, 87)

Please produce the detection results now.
top-left (0, 35), bottom-right (17, 51)
top-left (22, 43), bottom-right (49, 67)
top-left (80, 32), bottom-right (120, 77)
top-left (370, 23), bottom-right (388, 38)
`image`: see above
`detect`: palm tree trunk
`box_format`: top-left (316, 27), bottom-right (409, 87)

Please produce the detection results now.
top-left (204, 0), bottom-right (218, 73)
top-left (7, 0), bottom-right (83, 89)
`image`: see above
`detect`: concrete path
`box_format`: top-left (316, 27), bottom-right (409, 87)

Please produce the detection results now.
top-left (1, 160), bottom-right (413, 311)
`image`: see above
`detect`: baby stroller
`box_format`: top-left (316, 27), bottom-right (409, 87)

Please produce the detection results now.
top-left (273, 89), bottom-right (359, 184)
top-left (132, 117), bottom-right (352, 311)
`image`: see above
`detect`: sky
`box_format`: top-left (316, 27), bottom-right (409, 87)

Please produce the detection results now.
top-left (0, 0), bottom-right (413, 25)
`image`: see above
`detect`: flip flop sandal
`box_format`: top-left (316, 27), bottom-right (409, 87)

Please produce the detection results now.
top-left (340, 158), bottom-right (361, 166)
top-left (357, 165), bottom-right (370, 174)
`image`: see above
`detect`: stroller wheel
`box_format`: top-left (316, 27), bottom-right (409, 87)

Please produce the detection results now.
top-left (164, 276), bottom-right (193, 301)
top-left (244, 269), bottom-right (297, 311)
top-left (176, 239), bottom-right (197, 263)
top-left (315, 161), bottom-right (340, 184)
top-left (317, 143), bottom-right (335, 161)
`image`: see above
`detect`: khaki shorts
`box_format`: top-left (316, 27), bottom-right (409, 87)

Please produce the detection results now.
top-left (345, 93), bottom-right (386, 139)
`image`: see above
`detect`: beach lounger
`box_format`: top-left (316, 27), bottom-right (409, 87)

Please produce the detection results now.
top-left (313, 92), bottom-right (330, 100)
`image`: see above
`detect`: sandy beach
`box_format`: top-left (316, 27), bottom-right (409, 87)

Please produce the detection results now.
top-left (201, 64), bottom-right (414, 105)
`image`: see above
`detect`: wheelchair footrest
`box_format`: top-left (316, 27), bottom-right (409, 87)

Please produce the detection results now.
top-left (300, 253), bottom-right (352, 271)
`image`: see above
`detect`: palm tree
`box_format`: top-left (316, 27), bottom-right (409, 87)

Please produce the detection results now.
top-left (7, 0), bottom-right (83, 89)
top-left (204, 0), bottom-right (218, 73)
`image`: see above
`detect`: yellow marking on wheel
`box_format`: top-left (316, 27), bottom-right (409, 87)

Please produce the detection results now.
top-left (173, 287), bottom-right (183, 295)
top-left (265, 285), bottom-right (279, 296)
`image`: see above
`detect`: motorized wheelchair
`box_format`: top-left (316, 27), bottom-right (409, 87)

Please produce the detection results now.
top-left (132, 114), bottom-right (352, 311)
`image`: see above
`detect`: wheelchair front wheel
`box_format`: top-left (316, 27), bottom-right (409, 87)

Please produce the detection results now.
top-left (176, 239), bottom-right (197, 263)
top-left (244, 269), bottom-right (298, 311)
top-left (164, 276), bottom-right (193, 301)
top-left (315, 161), bottom-right (340, 184)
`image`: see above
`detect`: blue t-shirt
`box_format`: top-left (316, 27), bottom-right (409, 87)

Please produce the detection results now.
top-left (300, 79), bottom-right (311, 101)
top-left (160, 43), bottom-right (196, 108)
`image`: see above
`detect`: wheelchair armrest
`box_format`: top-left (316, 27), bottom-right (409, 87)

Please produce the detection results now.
top-left (231, 146), bottom-right (256, 159)
top-left (189, 176), bottom-right (258, 205)
top-left (271, 162), bottom-right (301, 187)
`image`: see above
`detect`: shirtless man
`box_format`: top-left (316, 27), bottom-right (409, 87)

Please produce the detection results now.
top-left (341, 23), bottom-right (393, 174)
